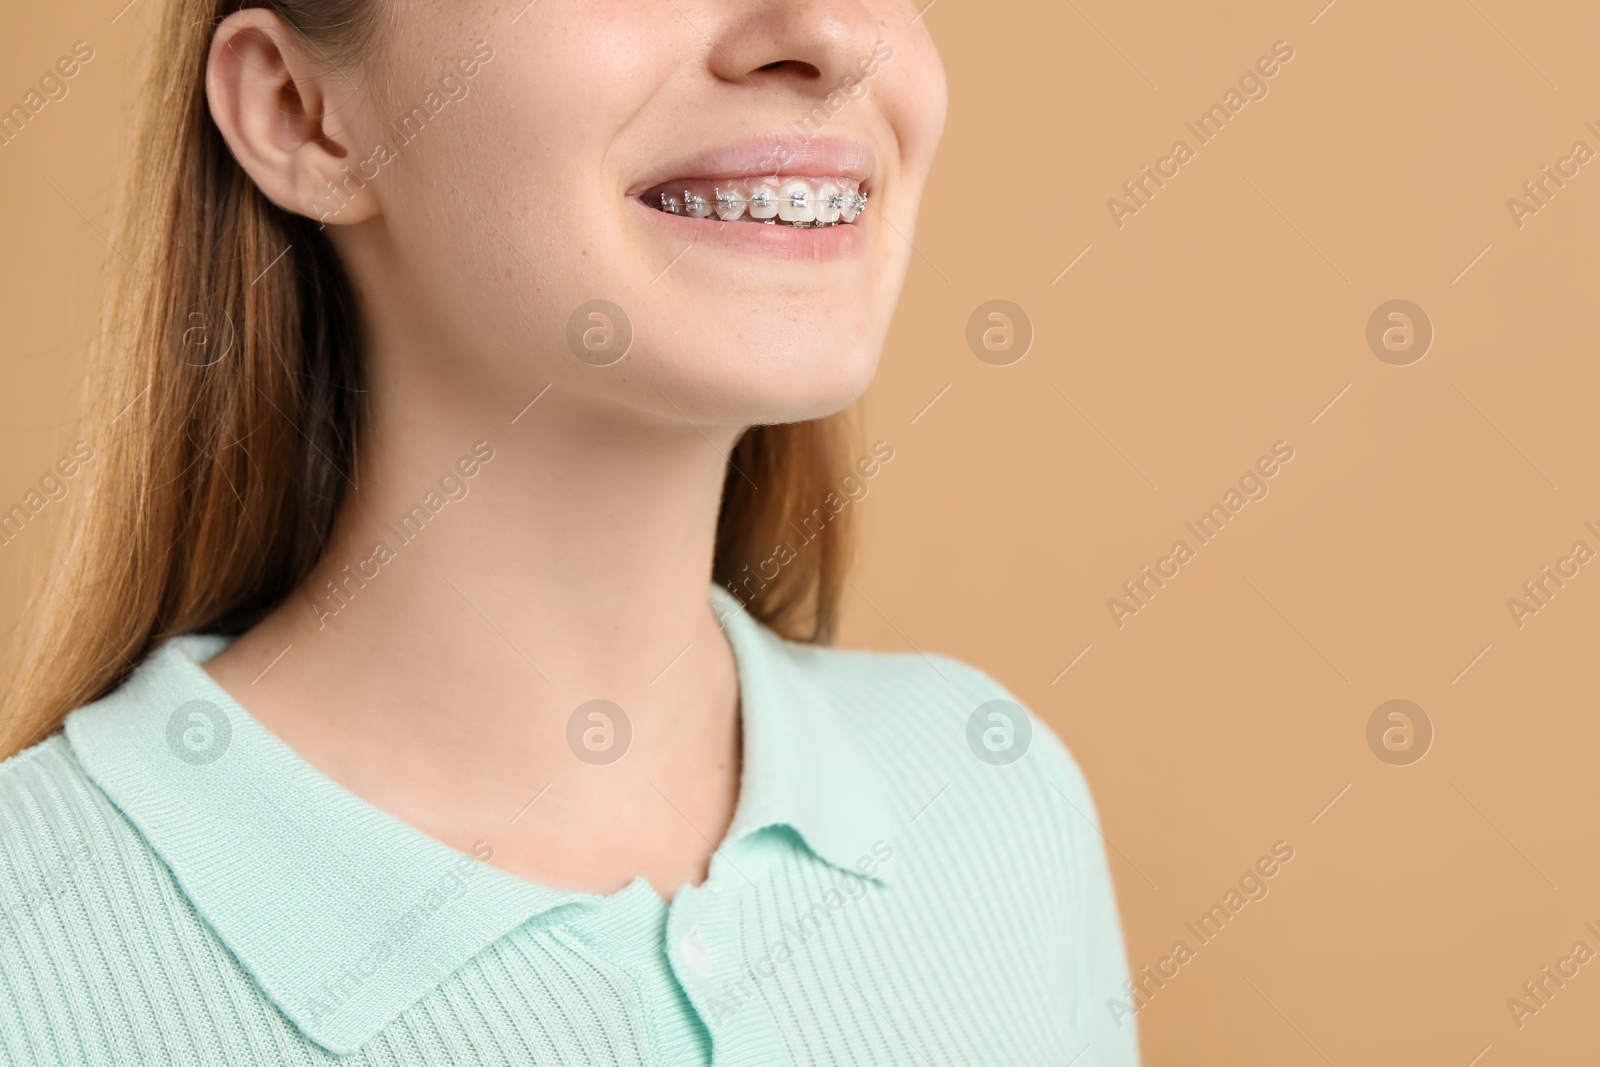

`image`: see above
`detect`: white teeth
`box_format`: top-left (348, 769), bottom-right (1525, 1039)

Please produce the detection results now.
top-left (747, 185), bottom-right (779, 220)
top-left (648, 177), bottom-right (865, 226)
top-left (684, 189), bottom-right (713, 218)
top-left (813, 180), bottom-right (842, 224)
top-left (714, 187), bottom-right (745, 221)
top-left (777, 179), bottom-right (817, 223)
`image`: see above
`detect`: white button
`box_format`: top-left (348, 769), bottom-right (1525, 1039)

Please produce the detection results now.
top-left (678, 924), bottom-right (712, 978)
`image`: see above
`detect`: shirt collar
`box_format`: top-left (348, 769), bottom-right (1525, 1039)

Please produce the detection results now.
top-left (65, 583), bottom-right (897, 1056)
top-left (710, 584), bottom-right (898, 884)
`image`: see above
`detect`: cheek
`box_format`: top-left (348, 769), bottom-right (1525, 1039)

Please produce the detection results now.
top-left (355, 10), bottom-right (668, 332)
top-left (869, 22), bottom-right (950, 172)
top-left (379, 4), bottom-right (665, 244)
top-left (349, 0), bottom-right (936, 425)
top-left (378, 0), bottom-right (670, 198)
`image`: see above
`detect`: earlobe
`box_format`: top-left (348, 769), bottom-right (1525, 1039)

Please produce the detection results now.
top-left (204, 10), bottom-right (378, 225)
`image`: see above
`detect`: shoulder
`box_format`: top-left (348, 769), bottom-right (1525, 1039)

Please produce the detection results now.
top-left (0, 727), bottom-right (175, 944)
top-left (787, 639), bottom-right (1108, 834)
top-left (0, 729), bottom-right (245, 1062)
top-left (0, 734), bottom-right (127, 948)
top-left (0, 733), bottom-right (147, 931)
top-left (0, 663), bottom-right (165, 871)
top-left (0, 732), bottom-right (109, 865)
top-left (0, 653), bottom-right (215, 936)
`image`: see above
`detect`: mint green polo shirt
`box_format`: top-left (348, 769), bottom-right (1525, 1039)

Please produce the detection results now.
top-left (0, 586), bottom-right (1138, 1065)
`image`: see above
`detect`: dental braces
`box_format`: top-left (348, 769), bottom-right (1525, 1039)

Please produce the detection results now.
top-left (658, 187), bottom-right (869, 224)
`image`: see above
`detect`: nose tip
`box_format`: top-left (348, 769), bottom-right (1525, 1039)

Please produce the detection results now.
top-left (707, 0), bottom-right (883, 94)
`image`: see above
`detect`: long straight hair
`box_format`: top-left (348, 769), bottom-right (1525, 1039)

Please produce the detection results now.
top-left (0, 0), bottom-right (856, 761)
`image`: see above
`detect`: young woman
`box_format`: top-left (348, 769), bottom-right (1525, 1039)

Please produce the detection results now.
top-left (0, 0), bottom-right (1137, 1062)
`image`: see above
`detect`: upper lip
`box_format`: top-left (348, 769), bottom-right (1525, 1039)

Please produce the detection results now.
top-left (625, 134), bottom-right (877, 198)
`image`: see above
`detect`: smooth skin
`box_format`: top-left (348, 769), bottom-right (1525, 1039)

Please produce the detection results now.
top-left (201, 0), bottom-right (947, 902)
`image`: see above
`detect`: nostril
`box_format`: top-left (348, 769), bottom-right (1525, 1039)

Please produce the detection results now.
top-left (752, 59), bottom-right (822, 79)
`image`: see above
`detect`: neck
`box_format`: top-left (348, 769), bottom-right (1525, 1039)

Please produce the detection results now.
top-left (210, 372), bottom-right (746, 809)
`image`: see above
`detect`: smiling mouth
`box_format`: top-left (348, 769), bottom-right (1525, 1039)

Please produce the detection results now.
top-left (639, 176), bottom-right (868, 227)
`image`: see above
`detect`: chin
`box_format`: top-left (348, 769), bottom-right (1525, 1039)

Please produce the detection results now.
top-left (747, 371), bottom-right (877, 424)
top-left (647, 335), bottom-right (884, 427)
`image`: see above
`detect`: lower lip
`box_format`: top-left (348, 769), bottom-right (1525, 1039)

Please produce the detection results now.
top-left (628, 197), bottom-right (868, 263)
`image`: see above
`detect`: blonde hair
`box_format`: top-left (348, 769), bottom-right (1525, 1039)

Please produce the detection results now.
top-left (0, 0), bottom-right (854, 760)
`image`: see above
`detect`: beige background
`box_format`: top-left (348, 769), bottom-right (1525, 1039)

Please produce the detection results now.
top-left (5, 1), bottom-right (1599, 1063)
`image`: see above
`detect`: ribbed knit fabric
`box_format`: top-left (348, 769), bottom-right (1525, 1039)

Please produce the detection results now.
top-left (0, 586), bottom-right (1138, 1065)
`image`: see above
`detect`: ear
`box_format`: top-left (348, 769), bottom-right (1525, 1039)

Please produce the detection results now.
top-left (205, 9), bottom-right (378, 226)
